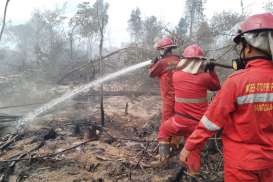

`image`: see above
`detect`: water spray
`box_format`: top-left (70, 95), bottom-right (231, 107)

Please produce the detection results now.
top-left (16, 57), bottom-right (233, 128)
top-left (17, 60), bottom-right (152, 127)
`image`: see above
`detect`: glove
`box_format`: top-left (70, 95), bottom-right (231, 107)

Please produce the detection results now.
top-left (179, 147), bottom-right (200, 176)
top-left (204, 61), bottom-right (215, 72)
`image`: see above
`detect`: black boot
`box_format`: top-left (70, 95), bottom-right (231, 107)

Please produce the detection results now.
top-left (151, 142), bottom-right (171, 167)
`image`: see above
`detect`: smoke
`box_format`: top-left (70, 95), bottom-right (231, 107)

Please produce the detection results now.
top-left (18, 60), bottom-right (152, 127)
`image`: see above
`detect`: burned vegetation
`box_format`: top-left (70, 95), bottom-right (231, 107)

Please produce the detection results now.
top-left (0, 93), bottom-right (224, 182)
top-left (1, 0), bottom-right (270, 181)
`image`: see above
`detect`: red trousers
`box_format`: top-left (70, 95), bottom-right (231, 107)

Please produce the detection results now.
top-left (158, 117), bottom-right (196, 140)
top-left (225, 167), bottom-right (273, 182)
top-left (158, 117), bottom-right (204, 172)
top-left (161, 100), bottom-right (175, 123)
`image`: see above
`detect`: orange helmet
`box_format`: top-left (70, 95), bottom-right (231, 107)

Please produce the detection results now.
top-left (234, 13), bottom-right (273, 43)
top-left (154, 37), bottom-right (177, 50)
top-left (183, 44), bottom-right (205, 59)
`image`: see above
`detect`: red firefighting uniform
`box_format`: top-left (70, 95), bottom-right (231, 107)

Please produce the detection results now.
top-left (149, 55), bottom-right (180, 122)
top-left (185, 59), bottom-right (273, 181)
top-left (158, 69), bottom-right (220, 172)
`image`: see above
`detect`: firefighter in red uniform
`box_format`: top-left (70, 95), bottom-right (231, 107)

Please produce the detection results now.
top-left (154, 44), bottom-right (220, 167)
top-left (149, 37), bottom-right (179, 123)
top-left (180, 13), bottom-right (273, 181)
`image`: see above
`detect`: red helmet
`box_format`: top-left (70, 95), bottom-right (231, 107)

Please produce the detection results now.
top-left (154, 37), bottom-right (177, 50)
top-left (234, 13), bottom-right (273, 43)
top-left (183, 44), bottom-right (205, 59)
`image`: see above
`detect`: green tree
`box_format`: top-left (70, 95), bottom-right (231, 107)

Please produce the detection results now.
top-left (175, 16), bottom-right (189, 46)
top-left (143, 16), bottom-right (163, 48)
top-left (30, 9), bottom-right (67, 66)
top-left (70, 2), bottom-right (99, 59)
top-left (9, 7), bottom-right (68, 81)
top-left (196, 21), bottom-right (213, 48)
top-left (176, 17), bottom-right (188, 36)
top-left (70, 0), bottom-right (109, 126)
top-left (210, 11), bottom-right (244, 36)
top-left (185, 0), bottom-right (206, 38)
top-left (128, 8), bottom-right (143, 43)
top-left (9, 23), bottom-right (34, 69)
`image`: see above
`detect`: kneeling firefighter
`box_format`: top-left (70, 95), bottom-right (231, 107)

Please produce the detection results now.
top-left (154, 44), bottom-right (221, 168)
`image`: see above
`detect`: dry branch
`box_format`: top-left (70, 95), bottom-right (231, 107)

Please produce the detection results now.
top-left (0, 0), bottom-right (10, 41)
top-left (57, 47), bottom-right (130, 84)
top-left (0, 138), bottom-right (96, 163)
top-left (0, 141), bottom-right (43, 182)
top-left (0, 102), bottom-right (45, 110)
top-left (100, 126), bottom-right (157, 143)
top-left (0, 134), bottom-right (20, 151)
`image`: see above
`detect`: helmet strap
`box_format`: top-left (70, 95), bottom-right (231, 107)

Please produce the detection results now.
top-left (237, 40), bottom-right (248, 69)
top-left (238, 39), bottom-right (272, 69)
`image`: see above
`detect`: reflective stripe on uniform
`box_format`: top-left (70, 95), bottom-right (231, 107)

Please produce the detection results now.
top-left (175, 97), bottom-right (207, 103)
top-left (237, 93), bottom-right (273, 105)
top-left (175, 112), bottom-right (199, 121)
top-left (201, 116), bottom-right (221, 131)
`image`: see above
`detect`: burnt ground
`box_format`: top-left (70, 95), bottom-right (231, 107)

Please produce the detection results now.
top-left (0, 95), bottom-right (224, 182)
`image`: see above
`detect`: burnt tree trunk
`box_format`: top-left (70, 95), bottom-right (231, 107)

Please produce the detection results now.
top-left (97, 3), bottom-right (106, 127)
top-left (0, 0), bottom-right (10, 42)
top-left (99, 31), bottom-right (105, 127)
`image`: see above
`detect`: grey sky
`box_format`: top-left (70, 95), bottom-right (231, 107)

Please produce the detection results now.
top-left (0, 0), bottom-right (269, 47)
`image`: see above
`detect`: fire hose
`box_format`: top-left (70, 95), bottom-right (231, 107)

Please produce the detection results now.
top-left (202, 58), bottom-right (233, 69)
top-left (212, 62), bottom-right (233, 69)
top-left (171, 57), bottom-right (234, 72)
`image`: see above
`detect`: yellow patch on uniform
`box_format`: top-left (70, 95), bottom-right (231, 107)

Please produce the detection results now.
top-left (255, 103), bottom-right (273, 112)
top-left (245, 83), bottom-right (273, 94)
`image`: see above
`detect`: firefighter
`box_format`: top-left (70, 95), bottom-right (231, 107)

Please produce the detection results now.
top-left (180, 13), bottom-right (273, 181)
top-left (149, 37), bottom-right (179, 123)
top-left (154, 44), bottom-right (220, 166)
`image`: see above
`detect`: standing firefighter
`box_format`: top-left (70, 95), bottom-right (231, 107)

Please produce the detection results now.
top-left (149, 37), bottom-right (179, 123)
top-left (154, 44), bottom-right (220, 167)
top-left (180, 13), bottom-right (273, 181)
